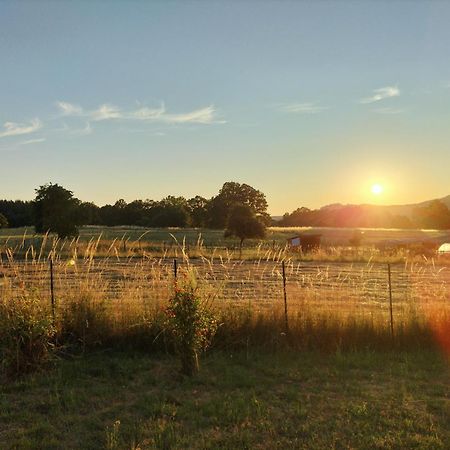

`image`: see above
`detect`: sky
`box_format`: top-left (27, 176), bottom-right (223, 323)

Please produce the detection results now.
top-left (1, 1), bottom-right (449, 214)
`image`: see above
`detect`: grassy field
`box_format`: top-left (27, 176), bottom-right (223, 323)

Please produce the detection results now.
top-left (1, 225), bottom-right (450, 263)
top-left (1, 226), bottom-right (448, 449)
top-left (0, 350), bottom-right (448, 449)
top-left (1, 225), bottom-right (449, 246)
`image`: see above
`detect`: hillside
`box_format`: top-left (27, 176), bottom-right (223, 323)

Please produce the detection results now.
top-left (279, 194), bottom-right (450, 229)
top-left (320, 194), bottom-right (450, 218)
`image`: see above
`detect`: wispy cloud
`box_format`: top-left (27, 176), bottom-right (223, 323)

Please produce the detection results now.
top-left (91, 104), bottom-right (122, 121)
top-left (71, 122), bottom-right (93, 135)
top-left (56, 101), bottom-right (83, 116)
top-left (0, 118), bottom-right (42, 138)
top-left (55, 101), bottom-right (224, 125)
top-left (360, 86), bottom-right (400, 104)
top-left (20, 137), bottom-right (46, 145)
top-left (132, 104), bottom-right (165, 120)
top-left (161, 105), bottom-right (223, 124)
top-left (373, 107), bottom-right (404, 115)
top-left (277, 102), bottom-right (328, 114)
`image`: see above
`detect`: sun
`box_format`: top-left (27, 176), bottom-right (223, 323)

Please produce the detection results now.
top-left (371, 184), bottom-right (383, 195)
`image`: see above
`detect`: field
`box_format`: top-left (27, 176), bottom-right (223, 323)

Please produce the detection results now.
top-left (1, 226), bottom-right (449, 449)
top-left (1, 225), bottom-right (450, 262)
top-left (1, 350), bottom-right (449, 449)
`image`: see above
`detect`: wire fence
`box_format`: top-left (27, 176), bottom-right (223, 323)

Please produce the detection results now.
top-left (1, 257), bottom-right (449, 321)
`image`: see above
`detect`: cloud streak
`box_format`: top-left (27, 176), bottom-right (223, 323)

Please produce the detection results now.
top-left (56, 101), bottom-right (83, 116)
top-left (0, 118), bottom-right (42, 138)
top-left (373, 107), bottom-right (404, 115)
top-left (360, 86), bottom-right (400, 104)
top-left (20, 137), bottom-right (46, 145)
top-left (277, 102), bottom-right (328, 114)
top-left (56, 101), bottom-right (223, 125)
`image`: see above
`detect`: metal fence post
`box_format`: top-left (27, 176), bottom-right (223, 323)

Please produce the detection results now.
top-left (388, 263), bottom-right (394, 339)
top-left (282, 260), bottom-right (289, 335)
top-left (173, 258), bottom-right (178, 287)
top-left (50, 258), bottom-right (55, 321)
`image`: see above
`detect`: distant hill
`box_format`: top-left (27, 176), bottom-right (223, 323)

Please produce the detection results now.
top-left (320, 195), bottom-right (450, 219)
top-left (279, 194), bottom-right (450, 229)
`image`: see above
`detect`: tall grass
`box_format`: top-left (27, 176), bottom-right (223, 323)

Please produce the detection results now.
top-left (0, 234), bottom-right (449, 377)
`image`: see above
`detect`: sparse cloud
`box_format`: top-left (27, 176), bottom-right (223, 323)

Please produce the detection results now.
top-left (20, 137), bottom-right (46, 145)
top-left (373, 107), bottom-right (404, 115)
top-left (55, 101), bottom-right (224, 125)
top-left (360, 86), bottom-right (400, 104)
top-left (91, 104), bottom-right (122, 121)
top-left (71, 122), bottom-right (93, 135)
top-left (0, 118), bottom-right (42, 138)
top-left (161, 105), bottom-right (223, 124)
top-left (277, 102), bottom-right (328, 114)
top-left (56, 101), bottom-right (83, 116)
top-left (132, 104), bottom-right (165, 120)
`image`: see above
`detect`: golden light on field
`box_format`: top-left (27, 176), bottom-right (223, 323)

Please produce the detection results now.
top-left (371, 184), bottom-right (383, 195)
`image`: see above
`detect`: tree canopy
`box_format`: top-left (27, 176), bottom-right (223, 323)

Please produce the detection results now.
top-left (34, 183), bottom-right (82, 238)
top-left (224, 203), bottom-right (266, 254)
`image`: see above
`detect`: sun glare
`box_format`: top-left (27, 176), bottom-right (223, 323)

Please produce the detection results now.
top-left (371, 184), bottom-right (383, 195)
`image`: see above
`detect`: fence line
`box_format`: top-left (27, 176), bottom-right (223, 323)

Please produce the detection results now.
top-left (1, 258), bottom-right (449, 326)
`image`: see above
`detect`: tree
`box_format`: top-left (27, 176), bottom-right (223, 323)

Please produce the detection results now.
top-left (0, 200), bottom-right (34, 227)
top-left (187, 196), bottom-right (209, 227)
top-left (413, 200), bottom-right (450, 230)
top-left (0, 213), bottom-right (8, 228)
top-left (224, 204), bottom-right (266, 257)
top-left (34, 183), bottom-right (81, 238)
top-left (151, 196), bottom-right (190, 227)
top-left (207, 182), bottom-right (269, 228)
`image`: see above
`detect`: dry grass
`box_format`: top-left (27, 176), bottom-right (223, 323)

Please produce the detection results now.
top-left (0, 232), bottom-right (448, 360)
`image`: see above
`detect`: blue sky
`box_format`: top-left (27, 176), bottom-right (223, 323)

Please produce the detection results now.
top-left (1, 1), bottom-right (450, 213)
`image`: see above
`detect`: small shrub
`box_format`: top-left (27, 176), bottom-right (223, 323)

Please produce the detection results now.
top-left (0, 295), bottom-right (55, 377)
top-left (165, 284), bottom-right (218, 376)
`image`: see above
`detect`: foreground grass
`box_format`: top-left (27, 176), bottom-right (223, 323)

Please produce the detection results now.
top-left (1, 350), bottom-right (448, 449)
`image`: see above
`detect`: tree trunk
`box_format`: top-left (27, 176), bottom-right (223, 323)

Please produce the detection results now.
top-left (239, 238), bottom-right (244, 260)
top-left (181, 349), bottom-right (199, 376)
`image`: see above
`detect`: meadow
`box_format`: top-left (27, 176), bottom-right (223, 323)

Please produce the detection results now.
top-left (1, 350), bottom-right (448, 449)
top-left (0, 226), bottom-right (449, 449)
top-left (1, 225), bottom-right (450, 262)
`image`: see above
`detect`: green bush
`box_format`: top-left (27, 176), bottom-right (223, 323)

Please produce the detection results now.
top-left (165, 285), bottom-right (218, 376)
top-left (0, 295), bottom-right (55, 377)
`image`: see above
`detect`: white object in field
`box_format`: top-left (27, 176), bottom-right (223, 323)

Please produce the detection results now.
top-left (290, 237), bottom-right (301, 247)
top-left (438, 243), bottom-right (450, 253)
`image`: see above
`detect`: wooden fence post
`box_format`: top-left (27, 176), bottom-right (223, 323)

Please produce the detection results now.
top-left (282, 260), bottom-right (289, 335)
top-left (388, 263), bottom-right (394, 339)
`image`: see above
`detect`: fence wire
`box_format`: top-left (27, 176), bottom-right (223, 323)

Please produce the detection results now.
top-left (1, 258), bottom-right (449, 319)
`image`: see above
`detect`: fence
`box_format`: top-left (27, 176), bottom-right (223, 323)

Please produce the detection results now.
top-left (1, 256), bottom-right (449, 332)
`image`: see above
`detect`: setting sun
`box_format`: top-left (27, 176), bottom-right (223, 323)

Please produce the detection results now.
top-left (371, 184), bottom-right (383, 195)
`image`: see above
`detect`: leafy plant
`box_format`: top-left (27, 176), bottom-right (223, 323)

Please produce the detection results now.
top-left (0, 295), bottom-right (55, 377)
top-left (165, 284), bottom-right (218, 376)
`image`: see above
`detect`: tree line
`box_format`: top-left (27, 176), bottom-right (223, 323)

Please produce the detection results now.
top-left (279, 200), bottom-right (450, 230)
top-left (0, 182), bottom-right (270, 243)
top-left (1, 183), bottom-right (449, 236)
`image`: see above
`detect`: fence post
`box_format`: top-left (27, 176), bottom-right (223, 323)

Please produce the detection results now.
top-left (50, 258), bottom-right (55, 322)
top-left (282, 260), bottom-right (289, 335)
top-left (173, 258), bottom-right (178, 287)
top-left (388, 263), bottom-right (394, 339)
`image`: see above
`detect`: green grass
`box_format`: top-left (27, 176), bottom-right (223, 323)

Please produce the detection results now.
top-left (2, 225), bottom-right (449, 247)
top-left (2, 225), bottom-right (450, 263)
top-left (1, 350), bottom-right (448, 449)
